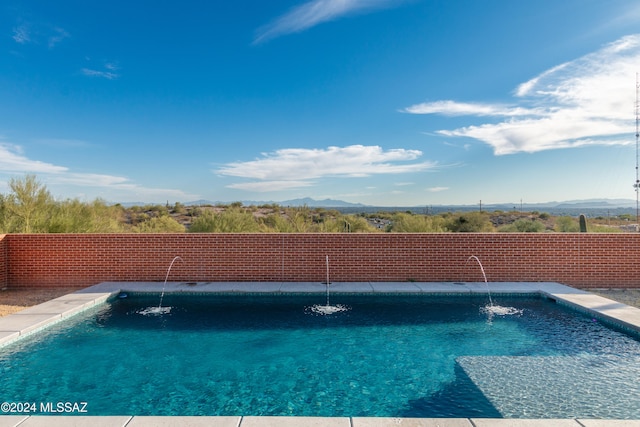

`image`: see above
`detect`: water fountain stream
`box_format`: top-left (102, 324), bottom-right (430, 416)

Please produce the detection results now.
top-left (465, 255), bottom-right (493, 306)
top-left (307, 255), bottom-right (350, 315)
top-left (465, 255), bottom-right (522, 318)
top-left (139, 256), bottom-right (183, 316)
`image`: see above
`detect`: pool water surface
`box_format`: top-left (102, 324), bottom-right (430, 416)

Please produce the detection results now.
top-left (1, 293), bottom-right (639, 418)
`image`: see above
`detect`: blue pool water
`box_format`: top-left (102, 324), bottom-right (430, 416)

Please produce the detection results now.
top-left (1, 293), bottom-right (640, 418)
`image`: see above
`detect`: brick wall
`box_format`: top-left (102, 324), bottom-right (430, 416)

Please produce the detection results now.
top-left (4, 233), bottom-right (640, 288)
top-left (0, 235), bottom-right (7, 289)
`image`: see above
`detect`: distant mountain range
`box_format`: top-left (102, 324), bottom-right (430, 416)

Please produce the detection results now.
top-left (467, 198), bottom-right (638, 210)
top-left (120, 197), bottom-right (638, 214)
top-left (185, 197), bottom-right (366, 208)
top-left (184, 197), bottom-right (637, 209)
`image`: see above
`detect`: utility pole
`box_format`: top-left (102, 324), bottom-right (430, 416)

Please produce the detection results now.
top-left (635, 73), bottom-right (640, 226)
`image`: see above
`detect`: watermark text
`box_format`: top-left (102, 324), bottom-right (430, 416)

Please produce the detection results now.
top-left (1, 401), bottom-right (88, 414)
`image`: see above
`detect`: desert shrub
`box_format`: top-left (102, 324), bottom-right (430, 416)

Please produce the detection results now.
top-left (445, 212), bottom-right (494, 232)
top-left (134, 215), bottom-right (185, 232)
top-left (498, 218), bottom-right (545, 232)
top-left (281, 207), bottom-right (315, 232)
top-left (343, 216), bottom-right (378, 232)
top-left (589, 224), bottom-right (623, 233)
top-left (555, 216), bottom-right (579, 232)
top-left (259, 212), bottom-right (297, 232)
top-left (48, 199), bottom-right (125, 233)
top-left (171, 202), bottom-right (186, 215)
top-left (387, 212), bottom-right (447, 232)
top-left (189, 208), bottom-right (260, 232)
top-left (319, 216), bottom-right (378, 232)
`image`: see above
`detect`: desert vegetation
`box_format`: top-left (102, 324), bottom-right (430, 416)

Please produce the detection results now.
top-left (0, 175), bottom-right (632, 233)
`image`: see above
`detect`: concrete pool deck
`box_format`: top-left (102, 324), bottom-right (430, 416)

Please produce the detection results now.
top-left (1, 281), bottom-right (640, 426)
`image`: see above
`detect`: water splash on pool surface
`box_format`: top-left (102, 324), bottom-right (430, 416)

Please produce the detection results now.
top-left (306, 303), bottom-right (351, 315)
top-left (138, 306), bottom-right (172, 316)
top-left (306, 255), bottom-right (351, 315)
top-left (481, 304), bottom-right (524, 316)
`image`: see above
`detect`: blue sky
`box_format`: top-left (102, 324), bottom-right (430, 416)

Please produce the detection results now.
top-left (1, 0), bottom-right (640, 206)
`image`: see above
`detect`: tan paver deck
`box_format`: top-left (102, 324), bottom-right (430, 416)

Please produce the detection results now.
top-left (0, 290), bottom-right (116, 346)
top-left (3, 416), bottom-right (639, 426)
top-left (1, 281), bottom-right (639, 427)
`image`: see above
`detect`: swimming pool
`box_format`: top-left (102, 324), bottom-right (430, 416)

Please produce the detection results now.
top-left (1, 289), bottom-right (640, 419)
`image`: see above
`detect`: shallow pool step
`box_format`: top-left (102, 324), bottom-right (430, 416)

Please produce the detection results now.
top-left (457, 355), bottom-right (640, 419)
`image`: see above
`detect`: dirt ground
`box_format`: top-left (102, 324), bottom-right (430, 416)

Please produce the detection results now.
top-left (0, 287), bottom-right (80, 317)
top-left (2, 286), bottom-right (640, 318)
top-left (588, 288), bottom-right (640, 309)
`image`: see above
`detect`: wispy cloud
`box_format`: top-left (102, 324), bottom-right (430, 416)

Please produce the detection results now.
top-left (48, 27), bottom-right (70, 48)
top-left (0, 142), bottom-right (197, 201)
top-left (12, 25), bottom-right (31, 44)
top-left (427, 186), bottom-right (448, 192)
top-left (0, 142), bottom-right (68, 173)
top-left (81, 62), bottom-right (120, 80)
top-left (217, 144), bottom-right (437, 192)
top-left (254, 0), bottom-right (403, 44)
top-left (11, 23), bottom-right (69, 48)
top-left (227, 180), bottom-right (315, 192)
top-left (403, 100), bottom-right (542, 117)
top-left (404, 34), bottom-right (640, 155)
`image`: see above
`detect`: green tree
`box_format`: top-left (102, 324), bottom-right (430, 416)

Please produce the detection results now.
top-left (0, 193), bottom-right (6, 233)
top-left (5, 175), bottom-right (54, 233)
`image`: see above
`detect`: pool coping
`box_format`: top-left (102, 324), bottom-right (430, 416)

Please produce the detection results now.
top-left (1, 281), bottom-right (640, 427)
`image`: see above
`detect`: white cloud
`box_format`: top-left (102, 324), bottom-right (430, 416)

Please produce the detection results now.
top-left (427, 186), bottom-right (448, 192)
top-left (405, 34), bottom-right (640, 155)
top-left (217, 144), bottom-right (437, 191)
top-left (0, 142), bottom-right (198, 201)
top-left (227, 180), bottom-right (315, 192)
top-left (0, 143), bottom-right (68, 173)
top-left (254, 0), bottom-right (403, 44)
top-left (403, 100), bottom-right (542, 117)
